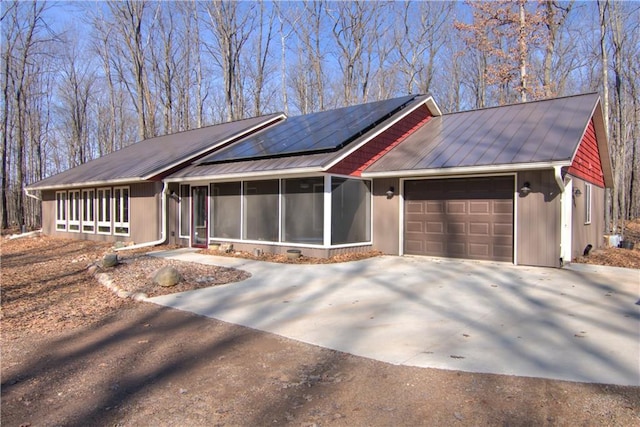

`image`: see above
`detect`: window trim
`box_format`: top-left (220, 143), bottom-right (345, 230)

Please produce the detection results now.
top-left (68, 190), bottom-right (81, 232)
top-left (82, 189), bottom-right (95, 233)
top-left (97, 187), bottom-right (112, 235)
top-left (55, 191), bottom-right (67, 231)
top-left (584, 183), bottom-right (592, 225)
top-left (113, 186), bottom-right (130, 236)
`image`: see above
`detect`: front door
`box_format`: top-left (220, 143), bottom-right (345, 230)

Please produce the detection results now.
top-left (191, 186), bottom-right (208, 248)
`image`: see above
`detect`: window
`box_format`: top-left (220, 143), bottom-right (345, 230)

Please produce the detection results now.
top-left (179, 184), bottom-right (190, 237)
top-left (585, 183), bottom-right (592, 224)
top-left (55, 191), bottom-right (67, 230)
top-left (68, 190), bottom-right (81, 232)
top-left (243, 180), bottom-right (279, 241)
top-left (82, 189), bottom-right (95, 233)
top-left (331, 178), bottom-right (371, 245)
top-left (97, 188), bottom-right (111, 234)
top-left (282, 178), bottom-right (324, 244)
top-left (211, 182), bottom-right (241, 239)
top-left (113, 186), bottom-right (130, 235)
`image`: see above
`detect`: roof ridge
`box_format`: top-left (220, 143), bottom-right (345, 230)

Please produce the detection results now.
top-left (444, 92), bottom-right (599, 116)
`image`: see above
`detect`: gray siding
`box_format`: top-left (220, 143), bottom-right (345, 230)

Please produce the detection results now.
top-left (570, 177), bottom-right (605, 260)
top-left (372, 178), bottom-right (401, 254)
top-left (516, 170), bottom-right (562, 267)
top-left (41, 182), bottom-right (162, 244)
top-left (129, 182), bottom-right (162, 243)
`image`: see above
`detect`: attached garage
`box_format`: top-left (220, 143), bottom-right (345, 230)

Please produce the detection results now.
top-left (404, 176), bottom-right (514, 262)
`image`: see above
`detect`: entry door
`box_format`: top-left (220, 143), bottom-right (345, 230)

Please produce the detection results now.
top-left (191, 186), bottom-right (208, 248)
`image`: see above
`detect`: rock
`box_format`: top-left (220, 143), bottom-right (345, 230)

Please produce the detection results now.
top-left (153, 266), bottom-right (183, 287)
top-left (87, 265), bottom-right (99, 276)
top-left (102, 253), bottom-right (118, 268)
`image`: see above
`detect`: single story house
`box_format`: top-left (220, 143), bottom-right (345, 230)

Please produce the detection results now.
top-left (27, 92), bottom-right (612, 268)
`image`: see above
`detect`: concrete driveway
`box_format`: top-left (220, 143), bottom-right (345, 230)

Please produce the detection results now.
top-left (148, 250), bottom-right (640, 386)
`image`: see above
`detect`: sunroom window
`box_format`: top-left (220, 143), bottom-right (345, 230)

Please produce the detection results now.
top-left (55, 191), bottom-right (67, 230)
top-left (243, 180), bottom-right (279, 241)
top-left (82, 189), bottom-right (95, 233)
top-left (68, 190), bottom-right (80, 232)
top-left (97, 188), bottom-right (111, 234)
top-left (282, 178), bottom-right (324, 244)
top-left (211, 182), bottom-right (241, 239)
top-left (331, 178), bottom-right (371, 245)
top-left (114, 186), bottom-right (130, 235)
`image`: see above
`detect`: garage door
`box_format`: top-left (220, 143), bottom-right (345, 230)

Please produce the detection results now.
top-left (404, 177), bottom-right (513, 262)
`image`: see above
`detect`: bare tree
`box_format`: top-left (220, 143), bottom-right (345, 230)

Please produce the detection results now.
top-left (204, 1), bottom-right (257, 121)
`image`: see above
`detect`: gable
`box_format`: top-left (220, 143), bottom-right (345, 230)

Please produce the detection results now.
top-left (328, 105), bottom-right (433, 177)
top-left (567, 119), bottom-right (605, 187)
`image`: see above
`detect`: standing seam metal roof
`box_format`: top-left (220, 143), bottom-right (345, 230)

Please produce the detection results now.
top-left (364, 93), bottom-right (601, 174)
top-left (27, 114), bottom-right (283, 189)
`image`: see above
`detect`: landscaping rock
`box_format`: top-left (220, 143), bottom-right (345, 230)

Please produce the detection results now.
top-left (153, 266), bottom-right (183, 287)
top-left (102, 253), bottom-right (119, 268)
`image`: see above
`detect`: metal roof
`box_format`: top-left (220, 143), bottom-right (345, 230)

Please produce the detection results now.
top-left (27, 114), bottom-right (283, 189)
top-left (363, 93), bottom-right (602, 176)
top-left (197, 95), bottom-right (417, 164)
top-left (168, 95), bottom-right (433, 181)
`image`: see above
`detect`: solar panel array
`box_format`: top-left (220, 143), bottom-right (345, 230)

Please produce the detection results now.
top-left (197, 95), bottom-right (416, 164)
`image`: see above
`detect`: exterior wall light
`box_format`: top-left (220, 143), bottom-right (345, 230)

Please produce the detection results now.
top-left (386, 186), bottom-right (395, 199)
top-left (520, 182), bottom-right (532, 195)
top-left (573, 188), bottom-right (582, 197)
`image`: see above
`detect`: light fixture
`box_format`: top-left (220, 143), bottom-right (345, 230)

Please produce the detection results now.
top-left (520, 182), bottom-right (532, 195)
top-left (573, 188), bottom-right (582, 197)
top-left (386, 186), bottom-right (395, 199)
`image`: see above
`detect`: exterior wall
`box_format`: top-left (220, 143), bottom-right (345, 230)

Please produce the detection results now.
top-left (328, 105), bottom-right (432, 176)
top-left (372, 177), bottom-right (401, 254)
top-left (41, 182), bottom-right (161, 244)
top-left (516, 170), bottom-right (562, 267)
top-left (129, 181), bottom-right (162, 243)
top-left (167, 182), bottom-right (181, 245)
top-left (568, 120), bottom-right (606, 187)
top-left (570, 176), bottom-right (605, 260)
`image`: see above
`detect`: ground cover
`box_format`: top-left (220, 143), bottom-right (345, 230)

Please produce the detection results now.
top-left (1, 235), bottom-right (638, 426)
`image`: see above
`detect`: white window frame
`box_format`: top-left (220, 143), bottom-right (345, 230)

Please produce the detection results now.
top-left (68, 190), bottom-right (81, 232)
top-left (97, 188), bottom-right (112, 235)
top-left (55, 191), bottom-right (67, 231)
top-left (82, 189), bottom-right (95, 233)
top-left (113, 186), bottom-right (130, 236)
top-left (584, 183), bottom-right (592, 225)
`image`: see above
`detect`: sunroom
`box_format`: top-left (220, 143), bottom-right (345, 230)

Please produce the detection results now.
top-left (171, 175), bottom-right (372, 256)
top-left (165, 94), bottom-right (436, 256)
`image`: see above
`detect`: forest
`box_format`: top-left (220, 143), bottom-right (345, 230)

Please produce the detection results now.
top-left (1, 0), bottom-right (638, 233)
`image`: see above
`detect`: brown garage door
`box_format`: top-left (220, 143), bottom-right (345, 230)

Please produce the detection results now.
top-left (404, 177), bottom-right (513, 262)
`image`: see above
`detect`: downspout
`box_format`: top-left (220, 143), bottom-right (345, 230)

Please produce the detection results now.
top-left (116, 181), bottom-right (168, 251)
top-left (554, 165), bottom-right (565, 192)
top-left (23, 188), bottom-right (43, 234)
top-left (24, 187), bottom-right (41, 201)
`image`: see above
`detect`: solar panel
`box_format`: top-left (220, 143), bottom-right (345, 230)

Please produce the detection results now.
top-left (197, 95), bottom-right (416, 164)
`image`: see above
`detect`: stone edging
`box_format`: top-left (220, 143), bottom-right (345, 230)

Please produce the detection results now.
top-left (88, 264), bottom-right (148, 301)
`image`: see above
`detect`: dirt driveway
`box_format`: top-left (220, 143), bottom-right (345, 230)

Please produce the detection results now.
top-left (2, 237), bottom-right (639, 426)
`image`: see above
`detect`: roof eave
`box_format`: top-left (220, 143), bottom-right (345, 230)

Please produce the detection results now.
top-left (361, 161), bottom-right (572, 179)
top-left (164, 166), bottom-right (325, 183)
top-left (26, 177), bottom-right (148, 191)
